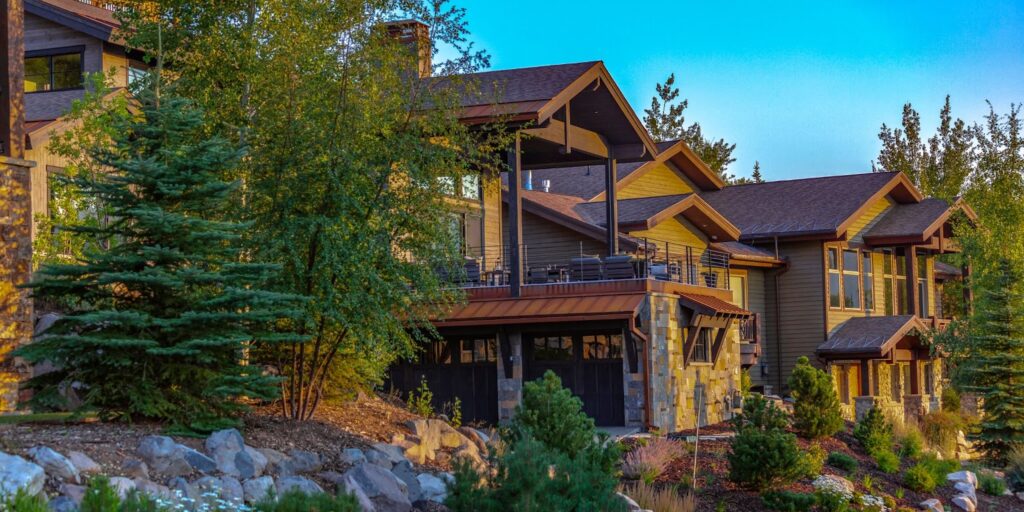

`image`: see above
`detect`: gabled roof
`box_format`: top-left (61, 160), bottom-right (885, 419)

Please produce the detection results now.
top-left (26, 0), bottom-right (121, 43)
top-left (521, 162), bottom-right (646, 200)
top-left (710, 241), bottom-right (784, 266)
top-left (700, 172), bottom-right (923, 240)
top-left (863, 197), bottom-right (978, 245)
top-left (817, 315), bottom-right (929, 358)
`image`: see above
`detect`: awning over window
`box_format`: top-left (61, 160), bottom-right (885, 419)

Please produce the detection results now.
top-left (817, 315), bottom-right (929, 359)
top-left (676, 291), bottom-right (751, 319)
top-left (432, 293), bottom-right (647, 327)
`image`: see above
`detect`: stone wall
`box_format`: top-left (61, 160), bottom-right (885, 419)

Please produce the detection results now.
top-left (832, 358), bottom-right (944, 425)
top-left (0, 157), bottom-right (35, 413)
top-left (646, 293), bottom-right (741, 432)
top-left (496, 332), bottom-right (522, 423)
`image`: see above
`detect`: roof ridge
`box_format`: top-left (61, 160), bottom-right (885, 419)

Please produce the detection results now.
top-left (459, 60), bottom-right (601, 78)
top-left (718, 170), bottom-right (899, 189)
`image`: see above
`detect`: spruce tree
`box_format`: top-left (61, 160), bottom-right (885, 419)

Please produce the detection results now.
top-left (15, 86), bottom-right (304, 431)
top-left (787, 356), bottom-right (844, 439)
top-left (751, 161), bottom-right (765, 183)
top-left (961, 260), bottom-right (1024, 463)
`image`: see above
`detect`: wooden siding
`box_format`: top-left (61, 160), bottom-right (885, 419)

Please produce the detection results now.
top-left (24, 13), bottom-right (103, 121)
top-left (847, 196), bottom-right (894, 245)
top-left (771, 241), bottom-right (826, 392)
top-left (744, 268), bottom-right (770, 388)
top-left (618, 161), bottom-right (695, 199)
top-left (628, 216), bottom-right (708, 250)
top-left (508, 208), bottom-right (606, 270)
top-left (481, 174), bottom-right (503, 272)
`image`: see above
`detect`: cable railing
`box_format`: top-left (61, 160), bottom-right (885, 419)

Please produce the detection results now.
top-left (442, 237), bottom-right (731, 290)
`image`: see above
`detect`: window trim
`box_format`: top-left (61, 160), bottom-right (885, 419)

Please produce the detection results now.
top-left (825, 244), bottom-right (864, 312)
top-left (25, 45), bottom-right (86, 94)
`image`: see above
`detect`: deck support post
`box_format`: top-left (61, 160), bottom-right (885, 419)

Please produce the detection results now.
top-left (605, 156), bottom-right (618, 255)
top-left (1, 0), bottom-right (25, 158)
top-left (506, 133), bottom-right (523, 297)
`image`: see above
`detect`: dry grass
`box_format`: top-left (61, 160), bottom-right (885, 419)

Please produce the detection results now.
top-left (620, 482), bottom-right (696, 512)
top-left (621, 437), bottom-right (686, 482)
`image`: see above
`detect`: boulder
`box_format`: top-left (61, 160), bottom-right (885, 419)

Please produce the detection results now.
top-left (366, 449), bottom-right (395, 470)
top-left (919, 498), bottom-right (943, 512)
top-left (416, 473), bottom-right (447, 503)
top-left (195, 475), bottom-right (244, 503)
top-left (344, 462), bottom-right (412, 512)
top-left (138, 436), bottom-right (185, 476)
top-left (121, 458), bottom-right (150, 480)
top-left (947, 470), bottom-right (978, 489)
top-left (48, 496), bottom-right (77, 512)
top-left (28, 446), bottom-right (79, 483)
top-left (133, 478), bottom-right (172, 500)
top-left (954, 481), bottom-right (977, 504)
top-left (276, 475), bottom-right (324, 495)
top-left (167, 477), bottom-right (199, 503)
top-left (287, 449), bottom-right (322, 473)
top-left (58, 483), bottom-right (86, 505)
top-left (245, 446), bottom-right (268, 476)
top-left (1017, 491), bottom-right (1024, 502)
top-left (243, 476), bottom-right (275, 504)
top-left (0, 452), bottom-right (46, 496)
top-left (392, 460), bottom-right (422, 502)
top-left (458, 427), bottom-right (490, 453)
top-left (108, 477), bottom-right (136, 499)
top-left (951, 494), bottom-right (976, 512)
top-left (373, 443), bottom-right (408, 465)
top-left (206, 429), bottom-right (258, 479)
top-left (340, 473), bottom-right (377, 512)
top-left (258, 448), bottom-right (292, 476)
top-left (617, 492), bottom-right (642, 512)
top-left (66, 451), bottom-right (101, 476)
top-left (179, 446), bottom-right (216, 474)
top-left (341, 448), bottom-right (367, 466)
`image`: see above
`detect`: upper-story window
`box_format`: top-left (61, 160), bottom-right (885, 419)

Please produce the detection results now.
top-left (882, 249), bottom-right (895, 315)
top-left (827, 247), bottom-right (862, 310)
top-left (25, 48), bottom-right (84, 92)
top-left (437, 174), bottom-right (480, 200)
top-left (917, 254), bottom-right (930, 317)
top-left (128, 63), bottom-right (148, 87)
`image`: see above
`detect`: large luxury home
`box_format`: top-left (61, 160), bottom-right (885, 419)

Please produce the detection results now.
top-left (1, 7), bottom-right (973, 429)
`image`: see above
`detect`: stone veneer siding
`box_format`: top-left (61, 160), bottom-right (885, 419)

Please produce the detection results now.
top-left (646, 293), bottom-right (741, 432)
top-left (831, 358), bottom-right (943, 425)
top-left (0, 158), bottom-right (35, 412)
top-left (496, 332), bottom-right (523, 423)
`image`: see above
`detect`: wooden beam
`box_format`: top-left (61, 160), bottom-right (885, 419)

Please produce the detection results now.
top-left (859, 360), bottom-right (871, 396)
top-left (1, 0), bottom-right (25, 158)
top-left (683, 320), bottom-right (703, 365)
top-left (520, 118), bottom-right (608, 158)
top-left (506, 133), bottom-right (523, 297)
top-left (710, 319), bottom-right (733, 364)
top-left (909, 358), bottom-right (920, 395)
top-left (606, 156), bottom-right (618, 255)
top-left (563, 102), bottom-right (571, 154)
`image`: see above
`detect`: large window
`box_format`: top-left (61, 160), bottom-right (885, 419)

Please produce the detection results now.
top-left (895, 248), bottom-right (909, 314)
top-left (917, 255), bottom-right (930, 317)
top-left (882, 249), bottom-right (894, 315)
top-left (862, 252), bottom-right (875, 311)
top-left (25, 49), bottom-right (83, 92)
top-left (827, 246), bottom-right (862, 310)
top-left (438, 174), bottom-right (480, 200)
top-left (533, 335), bottom-right (573, 361)
top-left (582, 334), bottom-right (623, 360)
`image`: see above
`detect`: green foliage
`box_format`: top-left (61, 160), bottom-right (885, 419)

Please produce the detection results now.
top-left (853, 407), bottom-right (893, 457)
top-left (826, 451), bottom-right (858, 472)
top-left (254, 490), bottom-right (360, 511)
top-left (14, 85), bottom-right (303, 432)
top-left (978, 472), bottom-right (1007, 496)
top-left (920, 410), bottom-right (963, 458)
top-left (873, 449), bottom-right (900, 474)
top-left (0, 489), bottom-right (48, 512)
top-left (916, 453), bottom-right (960, 486)
top-left (447, 397), bottom-right (463, 429)
top-left (896, 427), bottom-right (925, 460)
top-left (642, 73), bottom-right (738, 182)
top-left (942, 387), bottom-right (962, 413)
top-left (1007, 446), bottom-right (1024, 491)
top-left (903, 464), bottom-right (937, 492)
top-left (446, 370), bottom-right (623, 511)
top-left (787, 356), bottom-right (844, 439)
top-left (800, 443), bottom-right (826, 479)
top-left (407, 377), bottom-right (434, 418)
top-left (760, 490), bottom-right (817, 512)
top-left (728, 394), bottom-right (805, 491)
top-left (814, 490), bottom-right (850, 512)
top-left (740, 369), bottom-right (752, 397)
top-left (509, 370), bottom-right (598, 459)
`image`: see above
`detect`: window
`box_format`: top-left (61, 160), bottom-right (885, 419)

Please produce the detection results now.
top-left (842, 249), bottom-right (861, 309)
top-left (582, 334), bottom-right (622, 360)
top-left (923, 362), bottom-right (934, 395)
top-left (729, 275), bottom-right (747, 308)
top-left (533, 335), bottom-right (572, 361)
top-left (827, 246), bottom-right (862, 310)
top-left (438, 176), bottom-right (456, 195)
top-left (839, 366), bottom-right (850, 403)
top-left (692, 328), bottom-right (712, 363)
top-left (25, 49), bottom-right (83, 92)
top-left (863, 252), bottom-right (875, 311)
top-left (890, 363), bottom-right (901, 400)
top-left (827, 248), bottom-right (841, 308)
top-left (882, 249), bottom-right (894, 315)
top-left (461, 174), bottom-right (480, 200)
top-left (918, 255), bottom-right (930, 317)
top-left (448, 212), bottom-right (482, 258)
top-left (438, 174), bottom-right (481, 200)
top-left (128, 63), bottom-right (148, 87)
top-left (425, 340), bottom-right (451, 364)
top-left (459, 337), bottom-right (496, 363)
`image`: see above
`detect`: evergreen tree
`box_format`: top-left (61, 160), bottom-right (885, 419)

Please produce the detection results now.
top-left (643, 73), bottom-right (737, 182)
top-left (960, 260), bottom-right (1024, 463)
top-left (15, 86), bottom-right (304, 431)
top-left (751, 160), bottom-right (765, 183)
top-left (787, 356), bottom-right (844, 439)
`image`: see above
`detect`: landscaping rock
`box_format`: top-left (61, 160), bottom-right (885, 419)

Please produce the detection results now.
top-left (137, 436), bottom-right (184, 476)
top-left (243, 476), bottom-right (276, 503)
top-left (458, 427), bottom-right (490, 453)
top-left (954, 481), bottom-right (977, 503)
top-left (951, 494), bottom-right (976, 512)
top-left (366, 448), bottom-right (395, 470)
top-left (167, 477), bottom-right (199, 503)
top-left (373, 443), bottom-right (409, 465)
top-left (180, 446), bottom-right (217, 474)
top-left (206, 429), bottom-right (259, 479)
top-left (195, 475), bottom-right (244, 503)
top-left (246, 446), bottom-right (269, 476)
top-left (28, 446), bottom-right (79, 483)
top-left (344, 462), bottom-right (412, 512)
top-left (811, 474), bottom-right (854, 500)
top-left (947, 470), bottom-right (978, 489)
top-left (340, 473), bottom-right (377, 512)
top-left (108, 477), bottom-right (136, 499)
top-left (392, 460), bottom-right (422, 502)
top-left (416, 473), bottom-right (447, 503)
top-left (1017, 491), bottom-right (1024, 502)
top-left (341, 448), bottom-right (367, 466)
top-left (919, 498), bottom-right (943, 512)
top-left (617, 492), bottom-right (642, 512)
top-left (276, 475), bottom-right (324, 495)
top-left (58, 483), bottom-right (86, 505)
top-left (134, 478), bottom-right (172, 500)
top-left (0, 452), bottom-right (46, 496)
top-left (121, 458), bottom-right (150, 480)
top-left (48, 496), bottom-right (78, 512)
top-left (287, 449), bottom-right (322, 473)
top-left (67, 451), bottom-right (101, 476)
top-left (258, 448), bottom-right (292, 476)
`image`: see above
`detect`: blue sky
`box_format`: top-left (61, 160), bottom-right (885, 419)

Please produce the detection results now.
top-left (454, 0), bottom-right (1024, 181)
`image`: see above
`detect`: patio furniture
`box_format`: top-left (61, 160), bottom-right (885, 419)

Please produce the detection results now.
top-left (603, 254), bottom-right (636, 279)
top-left (570, 256), bottom-right (603, 281)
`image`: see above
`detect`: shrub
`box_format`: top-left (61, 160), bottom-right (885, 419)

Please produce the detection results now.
top-left (787, 356), bottom-right (844, 439)
top-left (0, 490), bottom-right (48, 512)
top-left (445, 397), bottom-right (463, 428)
top-left (800, 443), bottom-right (826, 479)
top-left (978, 472), bottom-right (1008, 496)
top-left (732, 393), bottom-right (789, 432)
top-left (728, 428), bottom-right (805, 490)
top-left (508, 370), bottom-right (598, 459)
top-left (917, 453), bottom-right (960, 484)
top-left (407, 377), bottom-right (434, 417)
top-left (621, 437), bottom-right (686, 483)
top-left (826, 451), bottom-right (858, 472)
top-left (873, 449), bottom-right (900, 474)
top-left (814, 489), bottom-right (850, 512)
top-left (622, 482), bottom-right (696, 512)
top-left (741, 369), bottom-right (752, 397)
top-left (1007, 446), bottom-right (1024, 491)
top-left (761, 490), bottom-right (817, 512)
top-left (903, 464), bottom-right (937, 492)
top-left (920, 410), bottom-right (962, 458)
top-left (941, 387), bottom-right (961, 413)
top-left (853, 407), bottom-right (892, 456)
top-left (255, 490), bottom-right (360, 511)
top-left (895, 427), bottom-right (925, 460)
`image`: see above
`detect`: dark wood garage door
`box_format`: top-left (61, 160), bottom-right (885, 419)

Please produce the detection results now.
top-left (388, 336), bottom-right (498, 424)
top-left (525, 331), bottom-right (625, 426)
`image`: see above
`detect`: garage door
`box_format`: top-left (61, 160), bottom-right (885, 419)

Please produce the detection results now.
top-left (525, 331), bottom-right (625, 426)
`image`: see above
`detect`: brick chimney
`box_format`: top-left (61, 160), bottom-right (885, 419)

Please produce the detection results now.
top-left (384, 19), bottom-right (431, 78)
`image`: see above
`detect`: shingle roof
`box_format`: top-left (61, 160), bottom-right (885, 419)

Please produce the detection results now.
top-left (574, 194), bottom-right (690, 227)
top-left (27, 0), bottom-right (120, 43)
top-left (512, 163), bottom-right (645, 200)
top-left (449, 61), bottom-right (598, 107)
top-left (710, 241), bottom-right (781, 262)
top-left (700, 172), bottom-right (902, 239)
top-left (817, 315), bottom-right (927, 357)
top-left (863, 198), bottom-right (951, 241)
top-left (934, 261), bottom-right (962, 280)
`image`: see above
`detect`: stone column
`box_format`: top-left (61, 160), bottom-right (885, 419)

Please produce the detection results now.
top-left (904, 394), bottom-right (925, 423)
top-left (0, 156), bottom-right (35, 412)
top-left (854, 395), bottom-right (877, 422)
top-left (497, 331), bottom-right (523, 423)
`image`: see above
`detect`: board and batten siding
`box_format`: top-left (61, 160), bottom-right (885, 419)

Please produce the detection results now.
top-left (506, 208), bottom-right (606, 270)
top-left (628, 217), bottom-right (708, 250)
top-left (618, 162), bottom-right (696, 199)
top-left (742, 267), bottom-right (770, 389)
